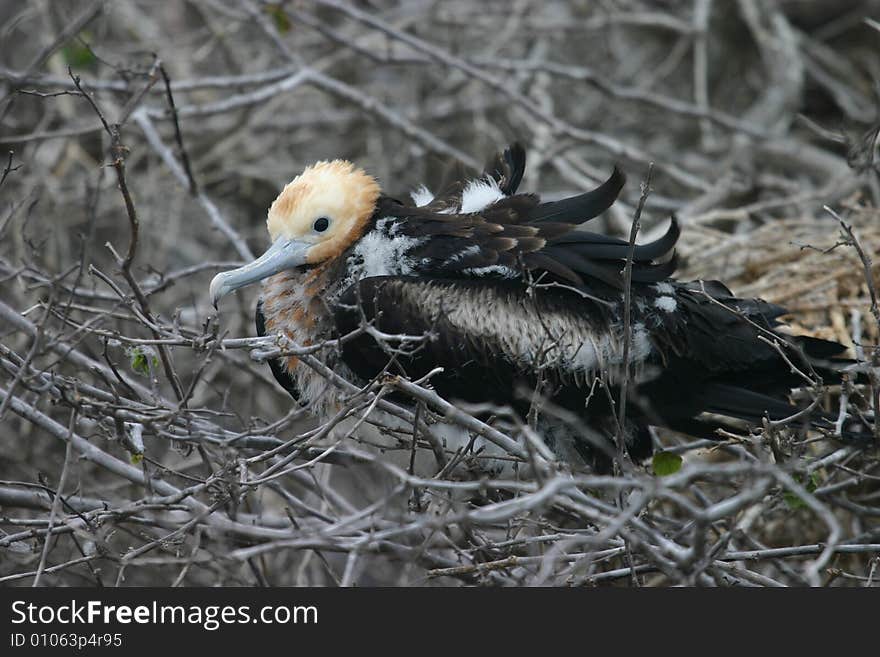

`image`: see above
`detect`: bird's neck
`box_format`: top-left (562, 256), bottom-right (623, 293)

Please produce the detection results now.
top-left (260, 263), bottom-right (338, 364)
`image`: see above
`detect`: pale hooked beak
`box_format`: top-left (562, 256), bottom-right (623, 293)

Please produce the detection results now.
top-left (210, 238), bottom-right (311, 308)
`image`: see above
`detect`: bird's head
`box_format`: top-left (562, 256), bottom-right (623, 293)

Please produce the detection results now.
top-left (210, 160), bottom-right (380, 306)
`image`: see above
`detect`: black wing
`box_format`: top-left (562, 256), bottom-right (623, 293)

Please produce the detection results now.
top-left (637, 282), bottom-right (858, 438)
top-left (382, 144), bottom-right (678, 290)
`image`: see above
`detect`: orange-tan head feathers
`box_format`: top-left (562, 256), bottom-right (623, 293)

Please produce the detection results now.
top-left (210, 159), bottom-right (380, 307)
top-left (267, 160), bottom-right (380, 263)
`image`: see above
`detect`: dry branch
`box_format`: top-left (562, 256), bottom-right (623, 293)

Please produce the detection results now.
top-left (0, 0), bottom-right (878, 588)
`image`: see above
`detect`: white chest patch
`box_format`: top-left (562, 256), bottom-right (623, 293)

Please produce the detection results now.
top-left (349, 226), bottom-right (425, 278)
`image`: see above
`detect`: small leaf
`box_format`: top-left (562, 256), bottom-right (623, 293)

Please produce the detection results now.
top-left (783, 491), bottom-right (805, 510)
top-left (265, 4), bottom-right (291, 33)
top-left (130, 350), bottom-right (149, 376)
top-left (62, 34), bottom-right (97, 68)
top-left (128, 347), bottom-right (157, 377)
top-left (653, 451), bottom-right (682, 476)
top-left (129, 453), bottom-right (143, 465)
top-left (783, 473), bottom-right (821, 510)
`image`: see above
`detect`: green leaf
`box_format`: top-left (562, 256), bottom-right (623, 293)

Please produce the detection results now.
top-left (652, 451), bottom-right (682, 476)
top-left (265, 4), bottom-right (291, 33)
top-left (130, 350), bottom-right (148, 376)
top-left (129, 453), bottom-right (143, 465)
top-left (62, 35), bottom-right (97, 68)
top-left (783, 472), bottom-right (820, 510)
top-left (128, 347), bottom-right (158, 377)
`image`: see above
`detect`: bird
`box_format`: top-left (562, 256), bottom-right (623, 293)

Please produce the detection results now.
top-left (210, 143), bottom-right (864, 474)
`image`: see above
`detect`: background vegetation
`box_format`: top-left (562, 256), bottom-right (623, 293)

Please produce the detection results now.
top-left (1, 0), bottom-right (878, 586)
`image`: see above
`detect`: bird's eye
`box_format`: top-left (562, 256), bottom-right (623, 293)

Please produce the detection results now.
top-left (313, 217), bottom-right (330, 233)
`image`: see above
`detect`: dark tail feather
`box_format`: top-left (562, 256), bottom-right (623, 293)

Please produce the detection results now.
top-left (528, 167), bottom-right (625, 224)
top-left (631, 254), bottom-right (679, 283)
top-left (536, 247), bottom-right (678, 290)
top-left (795, 334), bottom-right (849, 359)
top-left (699, 382), bottom-right (872, 442)
top-left (484, 142), bottom-right (526, 195)
top-left (538, 247), bottom-right (624, 289)
top-left (552, 217), bottom-right (680, 262)
top-left (702, 383), bottom-right (809, 424)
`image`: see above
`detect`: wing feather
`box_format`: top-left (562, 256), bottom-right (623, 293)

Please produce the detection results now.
top-left (527, 167), bottom-right (626, 223)
top-left (381, 146), bottom-right (678, 290)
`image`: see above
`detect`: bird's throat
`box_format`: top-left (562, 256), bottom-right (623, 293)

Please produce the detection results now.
top-left (260, 263), bottom-right (335, 373)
